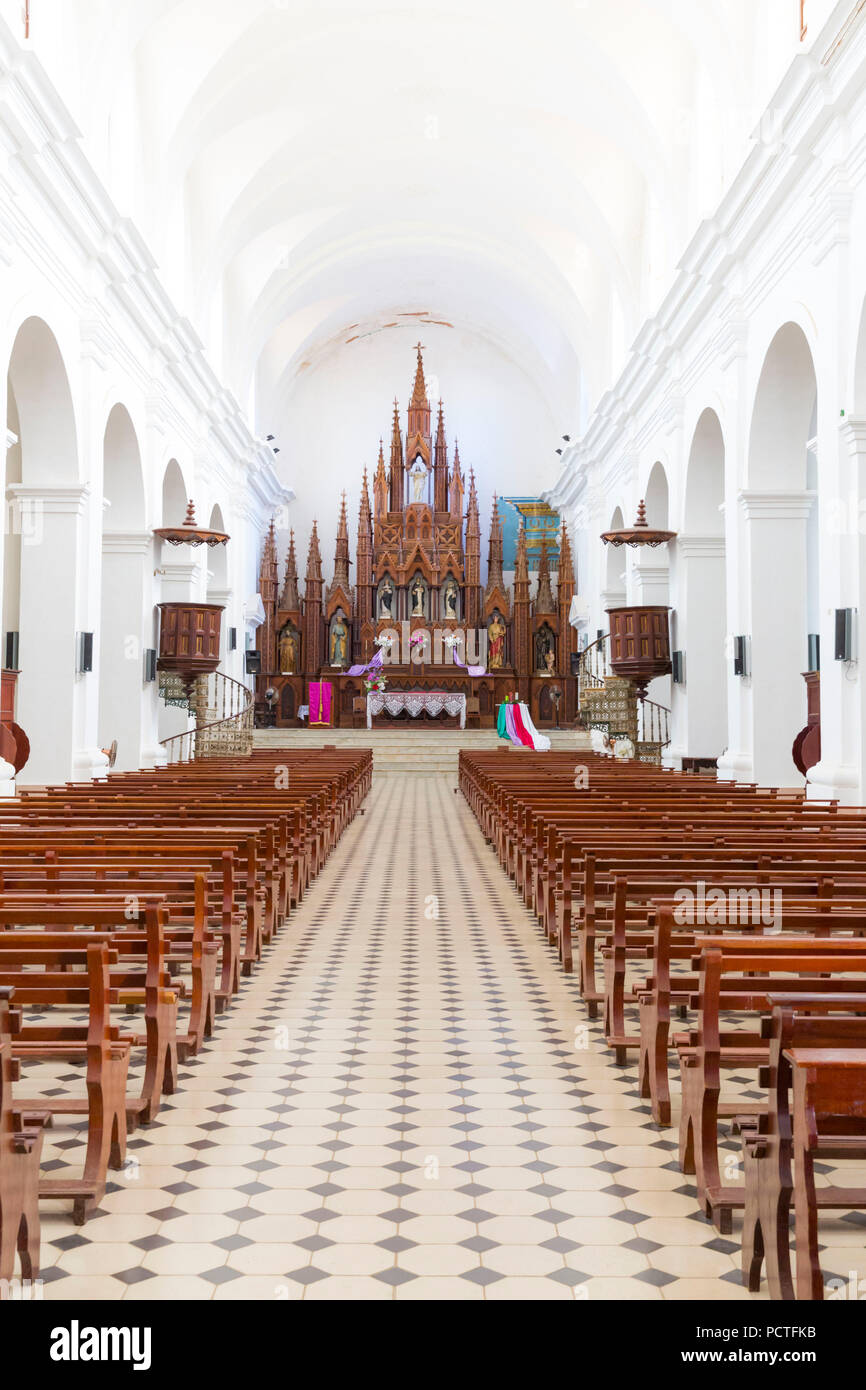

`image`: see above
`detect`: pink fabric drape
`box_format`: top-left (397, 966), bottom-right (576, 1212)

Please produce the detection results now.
top-left (509, 703), bottom-right (535, 748)
top-left (309, 681), bottom-right (333, 726)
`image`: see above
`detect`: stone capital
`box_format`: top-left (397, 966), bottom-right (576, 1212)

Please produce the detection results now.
top-left (738, 489), bottom-right (816, 521)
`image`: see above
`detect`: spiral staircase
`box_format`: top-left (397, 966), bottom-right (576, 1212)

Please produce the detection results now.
top-left (578, 632), bottom-right (671, 764)
top-left (158, 669), bottom-right (254, 764)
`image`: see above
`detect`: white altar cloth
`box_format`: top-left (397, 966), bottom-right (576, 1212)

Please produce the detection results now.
top-left (367, 690), bottom-right (466, 729)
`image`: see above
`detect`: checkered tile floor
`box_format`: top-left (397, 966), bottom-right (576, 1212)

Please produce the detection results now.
top-left (32, 773), bottom-right (865, 1300)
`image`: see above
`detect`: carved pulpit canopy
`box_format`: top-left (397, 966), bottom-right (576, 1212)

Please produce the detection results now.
top-left (154, 500), bottom-right (230, 547)
top-left (600, 499), bottom-right (675, 549)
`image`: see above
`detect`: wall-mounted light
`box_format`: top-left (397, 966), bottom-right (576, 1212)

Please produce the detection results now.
top-left (143, 648), bottom-right (157, 683)
top-left (733, 635), bottom-right (749, 678)
top-left (834, 609), bottom-right (855, 662)
top-left (807, 633), bottom-right (820, 673)
top-left (228, 627), bottom-right (237, 652)
top-left (77, 632), bottom-right (94, 674)
top-left (672, 650), bottom-right (685, 684)
top-left (4, 632), bottom-right (19, 671)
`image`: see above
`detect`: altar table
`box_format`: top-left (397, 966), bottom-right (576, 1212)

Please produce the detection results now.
top-left (367, 689), bottom-right (466, 729)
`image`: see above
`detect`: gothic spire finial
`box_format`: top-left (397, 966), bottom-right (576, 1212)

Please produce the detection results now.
top-left (410, 342), bottom-right (429, 409)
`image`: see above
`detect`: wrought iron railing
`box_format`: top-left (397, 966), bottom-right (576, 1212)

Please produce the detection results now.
top-left (638, 697), bottom-right (671, 749)
top-left (159, 670), bottom-right (254, 764)
top-left (578, 631), bottom-right (611, 701)
top-left (579, 631), bottom-right (671, 755)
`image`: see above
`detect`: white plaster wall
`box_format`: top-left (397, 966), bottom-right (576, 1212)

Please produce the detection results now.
top-left (548, 1), bottom-right (866, 802)
top-left (0, 18), bottom-right (285, 786)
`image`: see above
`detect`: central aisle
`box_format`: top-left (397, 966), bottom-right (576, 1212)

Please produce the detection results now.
top-left (40, 774), bottom-right (756, 1302)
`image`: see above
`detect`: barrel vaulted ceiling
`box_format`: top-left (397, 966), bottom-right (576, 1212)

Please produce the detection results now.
top-left (14, 0), bottom-right (808, 429)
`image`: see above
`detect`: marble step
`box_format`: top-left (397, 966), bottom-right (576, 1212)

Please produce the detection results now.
top-left (253, 726), bottom-right (591, 773)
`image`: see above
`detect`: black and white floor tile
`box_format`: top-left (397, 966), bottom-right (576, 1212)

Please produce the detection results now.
top-left (30, 774), bottom-right (866, 1300)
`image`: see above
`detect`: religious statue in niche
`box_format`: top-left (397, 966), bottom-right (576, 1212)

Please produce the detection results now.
top-left (329, 610), bottom-right (349, 666)
top-left (535, 624), bottom-right (555, 674)
top-left (278, 624), bottom-right (298, 674)
top-left (488, 613), bottom-right (506, 670)
top-left (409, 459), bottom-right (427, 502)
top-left (442, 577), bottom-right (459, 621)
top-left (410, 575), bottom-right (427, 618)
top-left (378, 577), bottom-right (394, 620)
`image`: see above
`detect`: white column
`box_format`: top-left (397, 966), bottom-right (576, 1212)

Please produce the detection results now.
top-left (628, 557), bottom-right (672, 715)
top-left (156, 554), bottom-right (205, 745)
top-left (99, 531), bottom-right (156, 772)
top-left (207, 585), bottom-right (234, 672)
top-left (804, 420), bottom-right (862, 802)
top-left (6, 483), bottom-right (105, 784)
top-left (668, 536), bottom-right (727, 763)
top-left (736, 490), bottom-right (815, 789)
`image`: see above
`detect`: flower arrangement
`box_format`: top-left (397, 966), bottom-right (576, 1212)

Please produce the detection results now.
top-left (364, 674), bottom-right (387, 695)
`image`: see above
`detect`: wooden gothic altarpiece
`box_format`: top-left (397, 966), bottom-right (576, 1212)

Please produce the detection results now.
top-left (254, 347), bottom-right (577, 728)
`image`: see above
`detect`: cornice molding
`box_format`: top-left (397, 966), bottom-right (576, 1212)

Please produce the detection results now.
top-left (6, 482), bottom-right (90, 516)
top-left (102, 530), bottom-right (153, 556)
top-left (676, 534), bottom-right (726, 560)
top-left (0, 14), bottom-right (282, 507)
top-left (553, 3), bottom-right (866, 486)
top-left (738, 489), bottom-right (817, 520)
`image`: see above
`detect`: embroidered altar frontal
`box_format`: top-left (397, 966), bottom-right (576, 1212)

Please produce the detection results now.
top-left (367, 689), bottom-right (467, 728)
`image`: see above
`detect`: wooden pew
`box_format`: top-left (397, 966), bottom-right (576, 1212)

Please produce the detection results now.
top-left (675, 940), bottom-right (866, 1231)
top-left (741, 995), bottom-right (866, 1299)
top-left (2, 942), bottom-right (130, 1223)
top-left (0, 986), bottom-right (43, 1294)
top-left (0, 901), bottom-right (178, 1125)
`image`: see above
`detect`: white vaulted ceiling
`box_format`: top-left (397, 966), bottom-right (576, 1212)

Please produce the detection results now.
top-left (14, 0), bottom-right (807, 433)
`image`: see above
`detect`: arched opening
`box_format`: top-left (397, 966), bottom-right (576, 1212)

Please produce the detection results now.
top-left (602, 506), bottom-right (626, 617)
top-left (99, 404), bottom-right (151, 771)
top-left (205, 503), bottom-right (231, 673)
top-left (161, 458), bottom-right (188, 527)
top-left (5, 318), bottom-right (81, 784)
top-left (745, 323), bottom-right (817, 786)
top-left (674, 408), bottom-right (727, 760)
top-left (206, 505), bottom-right (228, 593)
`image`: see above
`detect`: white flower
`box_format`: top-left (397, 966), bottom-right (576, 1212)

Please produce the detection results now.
top-left (612, 737), bottom-right (635, 761)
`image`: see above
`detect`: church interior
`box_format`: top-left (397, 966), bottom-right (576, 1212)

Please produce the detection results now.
top-left (4, 0), bottom-right (866, 1339)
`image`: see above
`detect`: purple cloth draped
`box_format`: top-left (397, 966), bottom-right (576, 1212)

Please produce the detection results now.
top-left (451, 647), bottom-right (486, 677)
top-left (347, 648), bottom-right (384, 678)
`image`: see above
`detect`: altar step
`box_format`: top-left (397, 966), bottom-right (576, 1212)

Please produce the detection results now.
top-left (252, 726), bottom-right (592, 774)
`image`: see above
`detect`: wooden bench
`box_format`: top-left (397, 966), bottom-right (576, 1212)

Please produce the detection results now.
top-left (0, 986), bottom-right (44, 1293)
top-left (675, 940), bottom-right (866, 1231)
top-left (741, 995), bottom-right (866, 1299)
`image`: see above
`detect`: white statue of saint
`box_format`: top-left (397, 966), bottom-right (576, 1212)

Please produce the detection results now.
top-left (410, 461), bottom-right (427, 502)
